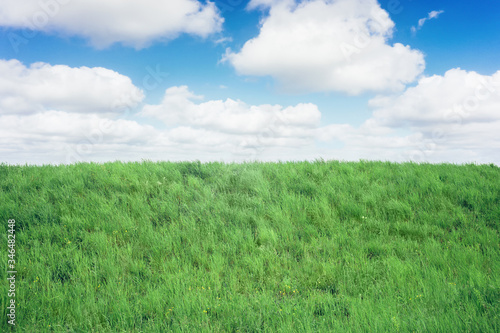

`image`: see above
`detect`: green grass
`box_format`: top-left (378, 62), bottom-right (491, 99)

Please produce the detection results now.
top-left (1, 160), bottom-right (499, 332)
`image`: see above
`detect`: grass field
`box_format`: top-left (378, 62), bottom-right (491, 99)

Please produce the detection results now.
top-left (1, 160), bottom-right (499, 332)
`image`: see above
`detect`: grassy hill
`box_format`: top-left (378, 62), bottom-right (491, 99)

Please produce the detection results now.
top-left (1, 160), bottom-right (499, 332)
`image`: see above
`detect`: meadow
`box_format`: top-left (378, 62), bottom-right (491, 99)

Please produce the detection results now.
top-left (0, 160), bottom-right (499, 332)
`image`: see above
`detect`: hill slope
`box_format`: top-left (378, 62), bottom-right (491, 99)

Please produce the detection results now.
top-left (1, 161), bottom-right (499, 332)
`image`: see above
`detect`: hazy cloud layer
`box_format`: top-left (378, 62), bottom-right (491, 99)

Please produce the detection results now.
top-left (224, 0), bottom-right (425, 95)
top-left (0, 0), bottom-right (223, 48)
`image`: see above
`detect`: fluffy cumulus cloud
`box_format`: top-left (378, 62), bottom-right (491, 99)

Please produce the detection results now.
top-left (224, 0), bottom-right (425, 95)
top-left (0, 59), bottom-right (144, 115)
top-left (140, 85), bottom-right (321, 134)
top-left (369, 69), bottom-right (500, 127)
top-left (0, 60), bottom-right (324, 164)
top-left (316, 68), bottom-right (500, 164)
top-left (0, 0), bottom-right (223, 48)
top-left (139, 86), bottom-right (322, 158)
top-left (0, 59), bottom-right (157, 164)
top-left (368, 69), bottom-right (500, 162)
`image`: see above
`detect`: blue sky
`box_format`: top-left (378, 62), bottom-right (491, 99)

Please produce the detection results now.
top-left (1, 0), bottom-right (499, 164)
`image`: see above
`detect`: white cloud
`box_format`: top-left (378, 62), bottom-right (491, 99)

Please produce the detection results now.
top-left (428, 10), bottom-right (444, 20)
top-left (316, 68), bottom-right (500, 164)
top-left (0, 76), bottom-right (324, 164)
top-left (0, 111), bottom-right (156, 144)
top-left (0, 59), bottom-right (144, 115)
top-left (247, 0), bottom-right (293, 9)
top-left (0, 110), bottom-right (161, 164)
top-left (0, 59), bottom-right (154, 164)
top-left (369, 69), bottom-right (500, 128)
top-left (214, 37), bottom-right (233, 44)
top-left (2, 65), bottom-right (499, 165)
top-left (411, 10), bottom-right (444, 34)
top-left (136, 86), bottom-right (329, 161)
top-left (0, 0), bottom-right (223, 48)
top-left (139, 85), bottom-right (321, 135)
top-left (224, 0), bottom-right (425, 95)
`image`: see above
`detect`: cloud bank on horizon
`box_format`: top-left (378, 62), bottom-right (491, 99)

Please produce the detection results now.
top-left (0, 0), bottom-right (498, 165)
